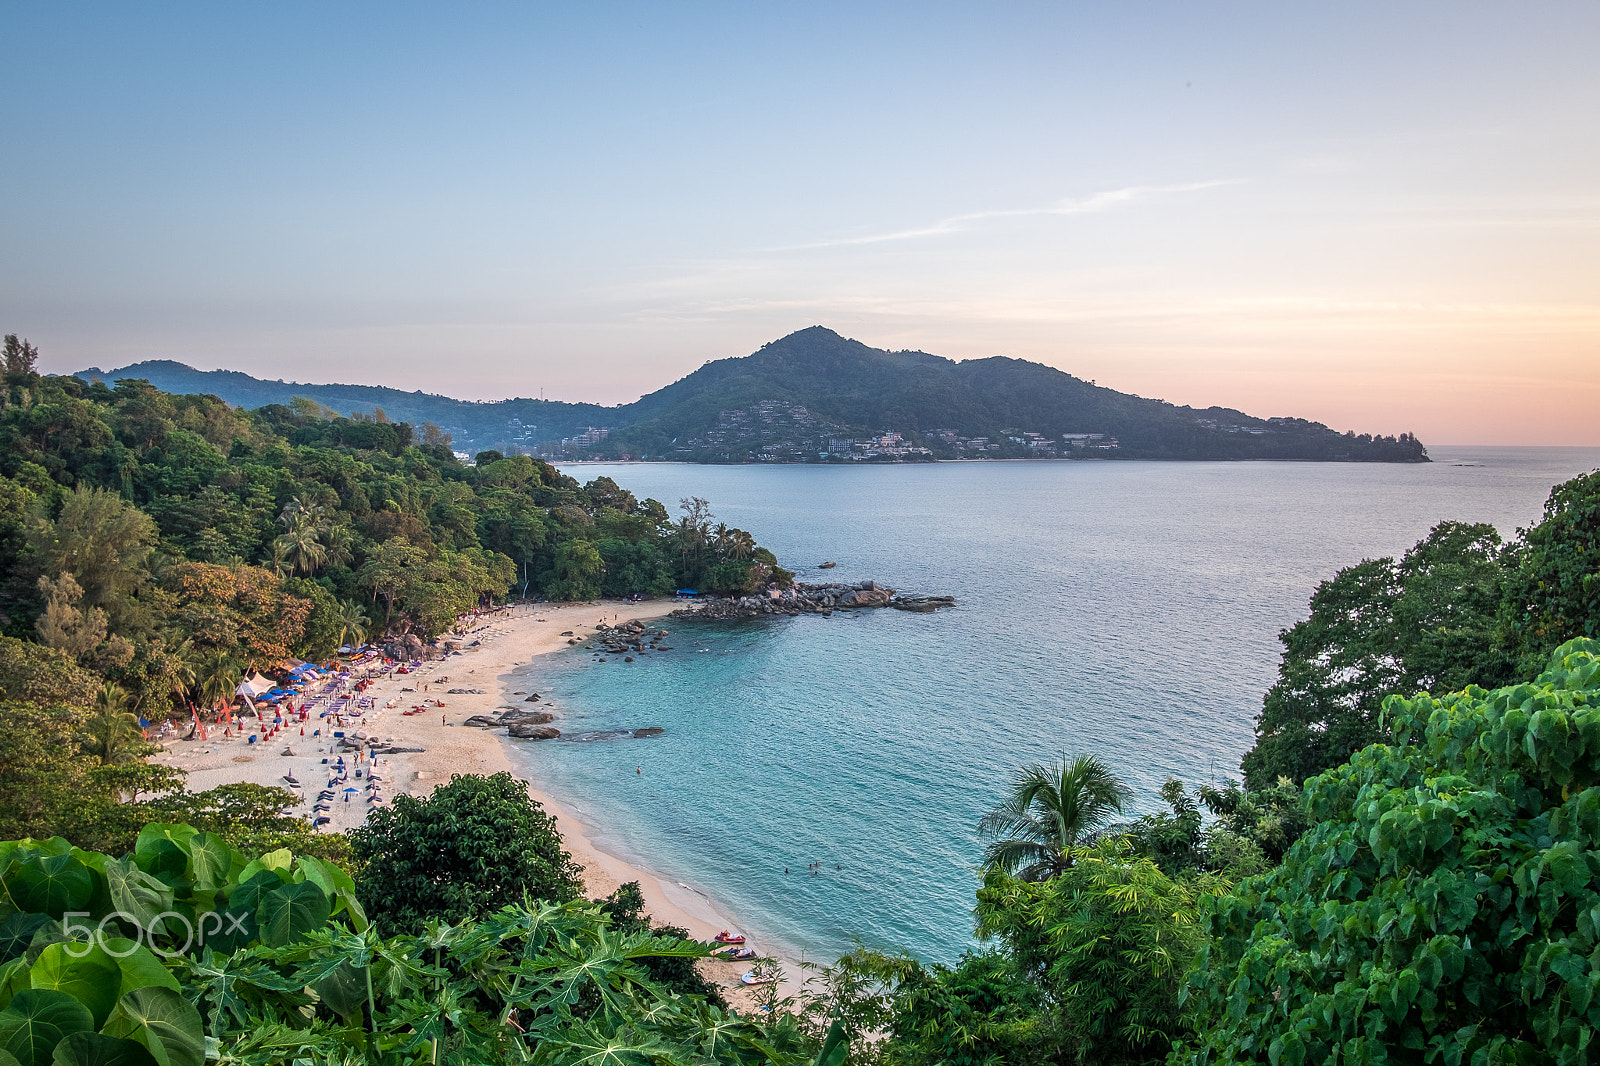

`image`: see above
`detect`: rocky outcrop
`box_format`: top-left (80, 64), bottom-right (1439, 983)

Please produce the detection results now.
top-left (589, 619), bottom-right (671, 657)
top-left (670, 580), bottom-right (954, 621)
top-left (508, 723), bottom-right (561, 740)
top-left (836, 587), bottom-right (891, 608)
top-left (893, 596), bottom-right (956, 613)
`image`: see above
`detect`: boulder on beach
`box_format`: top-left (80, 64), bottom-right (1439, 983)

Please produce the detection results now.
top-left (462, 715), bottom-right (500, 728)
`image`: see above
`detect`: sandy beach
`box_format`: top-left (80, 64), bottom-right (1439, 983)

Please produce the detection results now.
top-left (152, 599), bottom-right (802, 1008)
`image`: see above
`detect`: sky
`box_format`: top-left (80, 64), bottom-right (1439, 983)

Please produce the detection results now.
top-left (3, 2), bottom-right (1597, 445)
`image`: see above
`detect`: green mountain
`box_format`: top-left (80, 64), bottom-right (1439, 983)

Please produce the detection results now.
top-left (77, 326), bottom-right (1427, 462)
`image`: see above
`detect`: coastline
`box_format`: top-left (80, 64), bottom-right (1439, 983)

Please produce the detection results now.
top-left (153, 598), bottom-right (803, 1007)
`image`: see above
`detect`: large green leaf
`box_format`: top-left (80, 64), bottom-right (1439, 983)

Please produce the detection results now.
top-left (201, 872), bottom-right (279, 956)
top-left (48, 1033), bottom-right (157, 1066)
top-left (232, 851), bottom-right (290, 890)
top-left (26, 946), bottom-right (118, 1030)
top-left (99, 865), bottom-right (171, 942)
top-left (0, 958), bottom-right (30, 1010)
top-left (308, 962), bottom-right (366, 1022)
top-left (177, 838), bottom-right (231, 896)
top-left (294, 858), bottom-right (366, 933)
top-left (0, 919), bottom-right (55, 966)
top-left (254, 883), bottom-right (330, 949)
top-left (0, 988), bottom-right (94, 1066)
top-left (6, 858), bottom-right (93, 918)
top-left (105, 945), bottom-right (178, 1001)
top-left (100, 989), bottom-right (201, 1066)
top-left (127, 850), bottom-right (182, 894)
top-left (129, 830), bottom-right (193, 872)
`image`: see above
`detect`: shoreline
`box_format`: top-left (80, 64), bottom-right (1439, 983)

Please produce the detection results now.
top-left (153, 598), bottom-right (803, 1008)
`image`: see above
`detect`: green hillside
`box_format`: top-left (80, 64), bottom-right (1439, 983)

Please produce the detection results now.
top-left (78, 327), bottom-right (1428, 462)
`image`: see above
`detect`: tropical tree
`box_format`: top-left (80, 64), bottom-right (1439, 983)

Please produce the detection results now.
top-left (336, 600), bottom-right (370, 650)
top-left (195, 649), bottom-right (243, 714)
top-left (977, 840), bottom-right (1204, 1065)
top-left (977, 754), bottom-right (1131, 880)
top-left (1181, 638), bottom-right (1600, 1066)
top-left (350, 771), bottom-right (584, 932)
top-left (274, 513), bottom-right (327, 575)
top-left (83, 682), bottom-right (146, 764)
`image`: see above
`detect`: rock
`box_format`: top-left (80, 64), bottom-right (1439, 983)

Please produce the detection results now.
top-left (624, 656), bottom-right (634, 662)
top-left (508, 724), bottom-right (561, 740)
top-left (446, 688), bottom-right (484, 695)
top-left (631, 727), bottom-right (665, 738)
top-left (836, 588), bottom-right (892, 608)
top-left (500, 710), bottom-right (554, 725)
top-left (524, 693), bottom-right (542, 702)
top-left (463, 715), bottom-right (501, 728)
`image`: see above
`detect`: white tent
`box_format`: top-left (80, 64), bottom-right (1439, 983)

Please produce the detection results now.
top-left (236, 673), bottom-right (274, 698)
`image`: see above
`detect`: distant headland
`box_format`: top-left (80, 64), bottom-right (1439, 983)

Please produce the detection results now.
top-left (77, 326), bottom-right (1428, 464)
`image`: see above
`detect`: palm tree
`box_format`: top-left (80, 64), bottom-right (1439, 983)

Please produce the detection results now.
top-left (336, 601), bottom-right (370, 650)
top-left (85, 683), bottom-right (146, 764)
top-left (276, 515), bottom-right (327, 576)
top-left (727, 529), bottom-right (756, 561)
top-left (977, 754), bottom-right (1132, 880)
top-left (196, 650), bottom-right (243, 715)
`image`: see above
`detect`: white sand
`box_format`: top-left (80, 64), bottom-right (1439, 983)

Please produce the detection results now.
top-left (152, 599), bottom-right (804, 1008)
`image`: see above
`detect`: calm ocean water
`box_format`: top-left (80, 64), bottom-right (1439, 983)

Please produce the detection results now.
top-left (506, 447), bottom-right (1600, 966)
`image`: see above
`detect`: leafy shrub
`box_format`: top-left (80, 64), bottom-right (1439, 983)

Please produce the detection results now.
top-left (1181, 638), bottom-right (1600, 1065)
top-left (350, 772), bottom-right (583, 932)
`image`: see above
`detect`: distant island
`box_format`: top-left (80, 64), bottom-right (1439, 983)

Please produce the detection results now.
top-left (78, 326), bottom-right (1428, 463)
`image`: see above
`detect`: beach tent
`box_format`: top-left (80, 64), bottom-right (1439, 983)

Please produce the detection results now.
top-left (236, 673), bottom-right (275, 698)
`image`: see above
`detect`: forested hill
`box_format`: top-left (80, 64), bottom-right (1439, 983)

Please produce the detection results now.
top-left (77, 326), bottom-right (1428, 462)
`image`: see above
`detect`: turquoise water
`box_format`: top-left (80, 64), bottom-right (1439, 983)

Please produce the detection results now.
top-left (506, 448), bottom-right (1600, 965)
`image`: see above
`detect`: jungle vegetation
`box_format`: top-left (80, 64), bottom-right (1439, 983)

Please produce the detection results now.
top-left (4, 333), bottom-right (1599, 1063)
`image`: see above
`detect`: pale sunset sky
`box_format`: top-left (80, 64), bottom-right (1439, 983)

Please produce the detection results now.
top-left (3, 3), bottom-right (1596, 444)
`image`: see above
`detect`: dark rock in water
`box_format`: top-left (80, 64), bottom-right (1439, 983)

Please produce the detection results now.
top-left (836, 588), bottom-right (892, 608)
top-left (508, 723), bottom-right (561, 740)
top-left (891, 595), bottom-right (956, 612)
top-left (818, 561), bottom-right (836, 568)
top-left (559, 726), bottom-right (665, 742)
top-left (624, 656), bottom-right (634, 662)
top-left (498, 709), bottom-right (554, 725)
top-left (524, 693), bottom-right (541, 702)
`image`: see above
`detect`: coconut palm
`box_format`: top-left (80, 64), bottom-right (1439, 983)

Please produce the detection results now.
top-left (85, 683), bottom-right (146, 764)
top-left (276, 514), bottom-right (327, 576)
top-left (323, 524), bottom-right (356, 571)
top-left (726, 528), bottom-right (756, 561)
top-left (196, 649), bottom-right (243, 715)
top-left (337, 601), bottom-right (371, 650)
top-left (267, 540), bottom-right (293, 579)
top-left (977, 753), bottom-right (1132, 880)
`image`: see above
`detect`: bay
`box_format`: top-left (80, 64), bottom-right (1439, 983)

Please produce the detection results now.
top-left (505, 447), bottom-right (1600, 966)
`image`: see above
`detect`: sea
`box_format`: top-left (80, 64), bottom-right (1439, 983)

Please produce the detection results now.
top-left (504, 447), bottom-right (1600, 968)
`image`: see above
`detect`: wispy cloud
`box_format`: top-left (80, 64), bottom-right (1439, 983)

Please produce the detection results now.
top-left (777, 180), bottom-right (1239, 250)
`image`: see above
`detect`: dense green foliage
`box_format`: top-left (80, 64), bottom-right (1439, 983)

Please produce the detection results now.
top-left (78, 328), bottom-right (1430, 463)
top-left (1182, 638), bottom-right (1600, 1065)
top-left (351, 773), bottom-right (584, 932)
top-left (0, 823), bottom-right (820, 1066)
top-left (1498, 470), bottom-right (1600, 675)
top-left (1243, 478), bottom-right (1600, 791)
